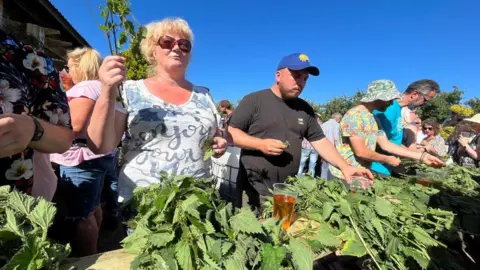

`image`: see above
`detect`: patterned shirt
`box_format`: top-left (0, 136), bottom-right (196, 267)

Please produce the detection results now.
top-left (330, 106), bottom-right (385, 179)
top-left (118, 80), bottom-right (220, 201)
top-left (0, 30), bottom-right (71, 193)
top-left (423, 135), bottom-right (448, 157)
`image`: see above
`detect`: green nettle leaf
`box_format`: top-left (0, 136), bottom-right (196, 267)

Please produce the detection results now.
top-left (298, 177), bottom-right (317, 192)
top-left (371, 218), bottom-right (385, 243)
top-left (322, 202), bottom-right (334, 220)
top-left (224, 255), bottom-right (246, 270)
top-left (204, 220), bottom-right (216, 235)
top-left (386, 236), bottom-right (400, 257)
top-left (150, 231), bottom-right (175, 248)
top-left (316, 226), bottom-right (341, 248)
top-left (203, 148), bottom-right (214, 161)
top-left (289, 238), bottom-right (313, 270)
top-left (5, 208), bottom-right (25, 237)
top-left (338, 226), bottom-right (355, 242)
top-left (209, 239), bottom-right (223, 262)
top-left (158, 247), bottom-right (179, 270)
top-left (202, 252), bottom-right (222, 269)
top-left (222, 241), bottom-right (234, 255)
top-left (339, 199), bottom-right (352, 216)
top-left (411, 227), bottom-right (438, 247)
top-left (122, 223), bottom-right (150, 254)
top-left (8, 190), bottom-right (36, 216)
top-left (175, 239), bottom-right (194, 270)
top-left (340, 238), bottom-right (367, 257)
top-left (374, 197), bottom-right (394, 217)
top-left (402, 246), bottom-right (429, 269)
top-left (260, 244), bottom-right (286, 270)
top-left (28, 199), bottom-right (56, 234)
top-left (2, 237), bottom-right (40, 270)
top-left (229, 208), bottom-right (263, 234)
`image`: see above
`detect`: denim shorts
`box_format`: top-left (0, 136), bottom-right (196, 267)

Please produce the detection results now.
top-left (59, 155), bottom-right (115, 221)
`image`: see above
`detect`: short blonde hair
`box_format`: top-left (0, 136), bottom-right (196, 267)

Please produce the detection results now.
top-left (67, 47), bottom-right (102, 82)
top-left (140, 18), bottom-right (194, 65)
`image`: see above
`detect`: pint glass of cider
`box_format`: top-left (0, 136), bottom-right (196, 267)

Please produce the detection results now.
top-left (272, 183), bottom-right (299, 230)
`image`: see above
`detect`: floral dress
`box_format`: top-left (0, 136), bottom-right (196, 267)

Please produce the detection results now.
top-left (423, 135), bottom-right (448, 157)
top-left (0, 29), bottom-right (71, 194)
top-left (330, 106), bottom-right (385, 179)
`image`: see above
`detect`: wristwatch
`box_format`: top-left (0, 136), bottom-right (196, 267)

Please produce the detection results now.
top-left (30, 116), bottom-right (44, 142)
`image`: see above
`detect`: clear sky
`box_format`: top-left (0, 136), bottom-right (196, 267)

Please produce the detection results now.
top-left (51, 0), bottom-right (479, 104)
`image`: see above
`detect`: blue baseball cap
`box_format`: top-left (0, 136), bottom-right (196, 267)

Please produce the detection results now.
top-left (277, 53), bottom-right (320, 76)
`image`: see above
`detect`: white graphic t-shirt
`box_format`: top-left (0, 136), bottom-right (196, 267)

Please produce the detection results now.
top-left (118, 80), bottom-right (220, 201)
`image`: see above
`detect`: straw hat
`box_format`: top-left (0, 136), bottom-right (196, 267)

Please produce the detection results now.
top-left (464, 113), bottom-right (480, 125)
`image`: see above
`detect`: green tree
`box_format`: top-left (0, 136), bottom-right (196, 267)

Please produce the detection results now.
top-left (416, 86), bottom-right (463, 122)
top-left (465, 97), bottom-right (480, 114)
top-left (308, 90), bottom-right (365, 122)
top-left (120, 47), bottom-right (150, 80)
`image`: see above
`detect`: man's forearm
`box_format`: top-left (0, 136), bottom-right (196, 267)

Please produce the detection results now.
top-left (28, 119), bottom-right (73, 154)
top-left (384, 142), bottom-right (421, 160)
top-left (311, 138), bottom-right (349, 170)
top-left (227, 126), bottom-right (263, 151)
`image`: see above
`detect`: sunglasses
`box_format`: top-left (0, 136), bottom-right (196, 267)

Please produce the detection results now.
top-left (158, 35), bottom-right (192, 53)
top-left (416, 91), bottom-right (431, 103)
top-left (423, 126), bottom-right (433, 131)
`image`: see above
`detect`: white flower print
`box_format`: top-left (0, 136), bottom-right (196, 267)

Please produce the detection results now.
top-left (42, 101), bottom-right (52, 110)
top-left (45, 108), bottom-right (70, 125)
top-left (0, 79), bottom-right (9, 90)
top-left (0, 88), bottom-right (22, 113)
top-left (5, 159), bottom-right (34, 181)
top-left (23, 53), bottom-right (48, 75)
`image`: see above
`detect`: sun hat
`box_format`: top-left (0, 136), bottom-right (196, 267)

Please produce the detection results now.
top-left (360, 79), bottom-right (401, 103)
top-left (463, 113), bottom-right (480, 125)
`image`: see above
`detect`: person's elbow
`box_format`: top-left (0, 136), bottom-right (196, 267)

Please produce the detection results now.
top-left (86, 138), bottom-right (114, 155)
top-left (353, 149), bottom-right (370, 160)
top-left (54, 127), bottom-right (74, 153)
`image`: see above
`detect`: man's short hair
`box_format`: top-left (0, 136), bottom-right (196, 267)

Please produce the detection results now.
top-left (331, 112), bottom-right (342, 120)
top-left (405, 79), bottom-right (440, 96)
top-left (219, 100), bottom-right (231, 109)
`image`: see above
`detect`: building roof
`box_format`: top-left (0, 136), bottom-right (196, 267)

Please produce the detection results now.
top-left (38, 0), bottom-right (90, 47)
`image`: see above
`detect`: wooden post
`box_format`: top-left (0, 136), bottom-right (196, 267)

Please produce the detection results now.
top-left (0, 0), bottom-right (4, 28)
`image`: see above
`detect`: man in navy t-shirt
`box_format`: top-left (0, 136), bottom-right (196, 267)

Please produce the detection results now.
top-left (371, 79), bottom-right (440, 175)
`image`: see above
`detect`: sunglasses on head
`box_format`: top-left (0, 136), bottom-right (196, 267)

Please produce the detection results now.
top-left (158, 35), bottom-right (192, 53)
top-left (423, 126), bottom-right (433, 131)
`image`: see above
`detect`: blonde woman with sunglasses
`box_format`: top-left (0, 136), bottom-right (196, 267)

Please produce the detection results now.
top-left (87, 18), bottom-right (228, 206)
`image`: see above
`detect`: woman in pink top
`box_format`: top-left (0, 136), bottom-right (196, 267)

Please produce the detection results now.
top-left (50, 48), bottom-right (126, 256)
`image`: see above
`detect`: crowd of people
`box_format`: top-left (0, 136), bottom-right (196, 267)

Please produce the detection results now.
top-left (1, 16), bottom-right (479, 258)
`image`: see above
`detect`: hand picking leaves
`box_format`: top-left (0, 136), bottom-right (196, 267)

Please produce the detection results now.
top-left (283, 141), bottom-right (290, 147)
top-left (203, 136), bottom-right (215, 161)
top-left (276, 175), bottom-right (462, 270)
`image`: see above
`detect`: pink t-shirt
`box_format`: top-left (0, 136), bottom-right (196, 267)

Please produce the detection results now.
top-left (31, 151), bottom-right (57, 201)
top-left (50, 80), bottom-right (126, 166)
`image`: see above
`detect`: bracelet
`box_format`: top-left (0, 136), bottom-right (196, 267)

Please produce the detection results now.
top-left (420, 152), bottom-right (427, 162)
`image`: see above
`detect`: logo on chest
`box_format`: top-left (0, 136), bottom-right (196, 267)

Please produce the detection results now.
top-left (298, 118), bottom-right (304, 125)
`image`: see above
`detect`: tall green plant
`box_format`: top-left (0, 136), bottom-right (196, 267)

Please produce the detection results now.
top-left (98, 0), bottom-right (145, 56)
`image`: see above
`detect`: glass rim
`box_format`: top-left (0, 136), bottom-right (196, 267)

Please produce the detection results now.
top-left (273, 183), bottom-right (299, 195)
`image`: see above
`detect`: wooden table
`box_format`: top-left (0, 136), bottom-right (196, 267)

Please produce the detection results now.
top-left (60, 249), bottom-right (136, 270)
